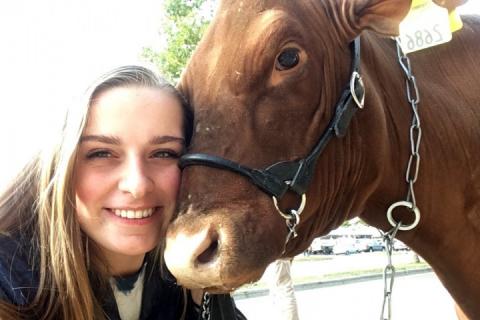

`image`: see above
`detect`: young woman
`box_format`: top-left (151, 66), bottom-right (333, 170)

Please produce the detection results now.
top-left (0, 66), bottom-right (244, 320)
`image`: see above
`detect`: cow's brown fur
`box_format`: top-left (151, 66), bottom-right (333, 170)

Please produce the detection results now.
top-left (165, 0), bottom-right (479, 318)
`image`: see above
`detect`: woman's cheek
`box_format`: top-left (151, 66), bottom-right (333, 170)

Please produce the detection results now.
top-left (74, 167), bottom-right (107, 205)
top-left (156, 166), bottom-right (182, 223)
top-left (157, 165), bottom-right (182, 199)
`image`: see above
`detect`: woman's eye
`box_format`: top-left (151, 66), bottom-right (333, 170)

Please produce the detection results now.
top-left (152, 150), bottom-right (180, 159)
top-left (85, 150), bottom-right (112, 159)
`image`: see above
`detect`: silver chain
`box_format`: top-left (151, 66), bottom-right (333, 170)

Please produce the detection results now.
top-left (201, 292), bottom-right (211, 320)
top-left (273, 192), bottom-right (306, 253)
top-left (379, 38), bottom-right (424, 320)
top-left (396, 38), bottom-right (422, 211)
top-left (285, 209), bottom-right (300, 245)
top-left (380, 222), bottom-right (401, 320)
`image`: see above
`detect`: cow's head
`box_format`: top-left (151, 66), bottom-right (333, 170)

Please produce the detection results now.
top-left (164, 0), bottom-right (460, 292)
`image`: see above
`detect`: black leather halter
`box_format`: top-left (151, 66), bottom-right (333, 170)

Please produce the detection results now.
top-left (179, 38), bottom-right (364, 202)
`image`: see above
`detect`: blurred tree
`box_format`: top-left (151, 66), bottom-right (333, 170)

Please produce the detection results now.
top-left (142, 0), bottom-right (216, 83)
top-left (341, 217), bottom-right (368, 227)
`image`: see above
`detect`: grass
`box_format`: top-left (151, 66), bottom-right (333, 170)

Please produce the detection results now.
top-left (310, 261), bottom-right (429, 282)
top-left (236, 260), bottom-right (430, 293)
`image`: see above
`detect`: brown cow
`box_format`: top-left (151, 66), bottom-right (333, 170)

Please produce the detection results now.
top-left (164, 0), bottom-right (479, 318)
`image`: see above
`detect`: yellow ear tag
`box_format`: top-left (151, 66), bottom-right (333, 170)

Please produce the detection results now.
top-left (398, 0), bottom-right (452, 53)
top-left (449, 9), bottom-right (463, 33)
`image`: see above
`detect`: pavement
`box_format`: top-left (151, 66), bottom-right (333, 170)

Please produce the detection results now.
top-left (235, 271), bottom-right (457, 320)
top-left (234, 265), bottom-right (432, 299)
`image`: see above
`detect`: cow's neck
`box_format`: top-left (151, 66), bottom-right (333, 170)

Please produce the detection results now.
top-left (358, 31), bottom-right (480, 317)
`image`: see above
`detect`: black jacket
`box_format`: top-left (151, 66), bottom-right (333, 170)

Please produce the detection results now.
top-left (0, 234), bottom-right (245, 320)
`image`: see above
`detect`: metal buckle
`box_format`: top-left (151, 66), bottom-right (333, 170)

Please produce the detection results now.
top-left (350, 71), bottom-right (365, 109)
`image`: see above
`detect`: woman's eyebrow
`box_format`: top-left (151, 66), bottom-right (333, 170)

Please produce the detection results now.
top-left (80, 135), bottom-right (121, 145)
top-left (79, 135), bottom-right (185, 146)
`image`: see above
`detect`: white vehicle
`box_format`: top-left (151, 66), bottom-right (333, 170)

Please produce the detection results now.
top-left (393, 239), bottom-right (410, 251)
top-left (332, 237), bottom-right (359, 255)
top-left (309, 236), bottom-right (335, 254)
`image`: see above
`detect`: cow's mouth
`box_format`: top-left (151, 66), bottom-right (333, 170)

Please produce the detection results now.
top-left (165, 204), bottom-right (282, 291)
top-left (165, 224), bottom-right (224, 288)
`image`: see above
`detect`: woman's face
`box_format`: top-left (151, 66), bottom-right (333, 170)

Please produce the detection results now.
top-left (74, 86), bottom-right (184, 273)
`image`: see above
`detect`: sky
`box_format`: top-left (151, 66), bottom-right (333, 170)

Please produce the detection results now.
top-left (0, 1), bottom-right (479, 188)
top-left (0, 0), bottom-right (166, 187)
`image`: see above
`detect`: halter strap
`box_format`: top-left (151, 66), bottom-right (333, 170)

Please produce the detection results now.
top-left (179, 37), bottom-right (364, 200)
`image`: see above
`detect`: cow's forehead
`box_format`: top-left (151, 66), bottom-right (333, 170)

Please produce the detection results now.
top-left (184, 3), bottom-right (339, 97)
top-left (209, 7), bottom-right (301, 49)
top-left (213, 2), bottom-right (330, 40)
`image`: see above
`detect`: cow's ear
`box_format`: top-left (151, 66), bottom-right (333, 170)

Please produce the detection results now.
top-left (433, 0), bottom-right (467, 12)
top-left (352, 0), bottom-right (411, 37)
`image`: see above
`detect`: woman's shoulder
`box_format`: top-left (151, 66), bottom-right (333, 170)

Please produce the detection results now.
top-left (138, 260), bottom-right (199, 320)
top-left (0, 233), bottom-right (38, 305)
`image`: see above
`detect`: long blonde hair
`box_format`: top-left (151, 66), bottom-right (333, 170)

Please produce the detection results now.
top-left (0, 66), bottom-right (192, 319)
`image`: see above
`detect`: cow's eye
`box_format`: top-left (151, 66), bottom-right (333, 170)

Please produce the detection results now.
top-left (275, 48), bottom-right (300, 71)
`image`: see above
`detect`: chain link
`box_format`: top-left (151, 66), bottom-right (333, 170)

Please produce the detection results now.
top-left (273, 192), bottom-right (306, 252)
top-left (396, 38), bottom-right (422, 210)
top-left (286, 210), bottom-right (300, 241)
top-left (282, 209), bottom-right (301, 254)
top-left (379, 38), bottom-right (424, 320)
top-left (201, 292), bottom-right (211, 320)
top-left (380, 223), bottom-right (401, 320)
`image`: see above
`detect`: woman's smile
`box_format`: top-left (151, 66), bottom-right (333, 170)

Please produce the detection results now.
top-left (111, 207), bottom-right (155, 219)
top-left (105, 207), bottom-right (164, 225)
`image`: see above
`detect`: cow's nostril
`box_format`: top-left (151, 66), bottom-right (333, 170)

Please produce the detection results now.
top-left (196, 236), bottom-right (219, 265)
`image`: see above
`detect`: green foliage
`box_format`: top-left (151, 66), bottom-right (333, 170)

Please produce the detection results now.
top-left (142, 0), bottom-right (215, 83)
top-left (341, 217), bottom-right (368, 227)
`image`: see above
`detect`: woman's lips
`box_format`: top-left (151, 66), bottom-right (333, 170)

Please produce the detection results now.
top-left (111, 208), bottom-right (155, 219)
top-left (105, 207), bottom-right (163, 225)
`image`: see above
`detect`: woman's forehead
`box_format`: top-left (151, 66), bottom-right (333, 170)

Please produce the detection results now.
top-left (84, 86), bottom-right (184, 138)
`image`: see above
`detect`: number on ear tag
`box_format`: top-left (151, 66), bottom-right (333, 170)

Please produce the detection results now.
top-left (398, 0), bottom-right (452, 53)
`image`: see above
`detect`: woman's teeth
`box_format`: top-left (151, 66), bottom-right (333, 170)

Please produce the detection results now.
top-left (112, 208), bottom-right (154, 219)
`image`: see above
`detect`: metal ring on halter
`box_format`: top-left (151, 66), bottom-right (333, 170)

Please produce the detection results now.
top-left (386, 201), bottom-right (420, 231)
top-left (272, 193), bottom-right (307, 220)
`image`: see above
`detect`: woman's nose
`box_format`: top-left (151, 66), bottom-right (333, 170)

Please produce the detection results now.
top-left (118, 158), bottom-right (154, 199)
